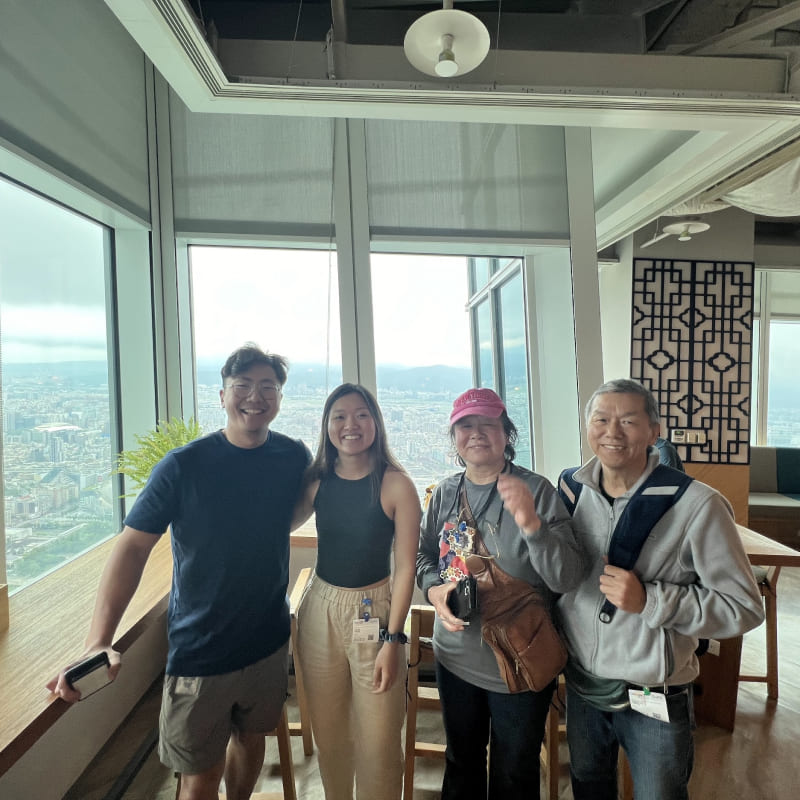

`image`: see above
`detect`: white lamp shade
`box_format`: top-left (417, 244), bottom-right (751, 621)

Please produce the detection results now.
top-left (663, 220), bottom-right (711, 241)
top-left (404, 9), bottom-right (491, 78)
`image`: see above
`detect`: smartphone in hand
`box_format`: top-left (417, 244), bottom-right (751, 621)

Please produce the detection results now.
top-left (64, 651), bottom-right (112, 700)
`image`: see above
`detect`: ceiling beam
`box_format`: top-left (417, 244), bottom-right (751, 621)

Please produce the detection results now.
top-left (679, 0), bottom-right (800, 55)
top-left (696, 135), bottom-right (800, 201)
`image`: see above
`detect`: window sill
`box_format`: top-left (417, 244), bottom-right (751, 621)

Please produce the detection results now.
top-left (0, 533), bottom-right (172, 777)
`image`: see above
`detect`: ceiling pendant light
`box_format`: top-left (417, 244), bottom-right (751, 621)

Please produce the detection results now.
top-left (640, 218), bottom-right (711, 249)
top-left (666, 220), bottom-right (710, 242)
top-left (403, 0), bottom-right (491, 79)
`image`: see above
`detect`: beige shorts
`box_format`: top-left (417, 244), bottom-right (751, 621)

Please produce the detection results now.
top-left (158, 640), bottom-right (289, 774)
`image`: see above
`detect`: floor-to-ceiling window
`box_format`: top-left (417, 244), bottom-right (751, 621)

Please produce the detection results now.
top-left (752, 269), bottom-right (800, 446)
top-left (188, 245), bottom-right (343, 451)
top-left (0, 177), bottom-right (116, 594)
top-left (766, 319), bottom-right (800, 445)
top-left (468, 257), bottom-right (532, 468)
top-left (370, 253), bottom-right (472, 495)
top-left (189, 246), bottom-right (533, 497)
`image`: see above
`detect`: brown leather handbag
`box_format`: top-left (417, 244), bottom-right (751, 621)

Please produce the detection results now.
top-left (465, 550), bottom-right (567, 693)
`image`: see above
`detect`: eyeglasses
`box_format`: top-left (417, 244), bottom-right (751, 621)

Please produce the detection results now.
top-left (226, 381), bottom-right (282, 399)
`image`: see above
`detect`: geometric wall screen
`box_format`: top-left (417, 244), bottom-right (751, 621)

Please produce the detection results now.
top-left (631, 259), bottom-right (754, 464)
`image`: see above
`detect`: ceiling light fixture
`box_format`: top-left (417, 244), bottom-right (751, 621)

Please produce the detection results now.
top-left (404, 0), bottom-right (491, 79)
top-left (641, 218), bottom-right (711, 249)
top-left (665, 220), bottom-right (710, 242)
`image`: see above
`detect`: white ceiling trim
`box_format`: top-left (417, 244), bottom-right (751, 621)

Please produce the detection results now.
top-left (105, 0), bottom-right (800, 127)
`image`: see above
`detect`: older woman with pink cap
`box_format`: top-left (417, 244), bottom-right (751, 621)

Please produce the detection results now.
top-left (416, 388), bottom-right (583, 800)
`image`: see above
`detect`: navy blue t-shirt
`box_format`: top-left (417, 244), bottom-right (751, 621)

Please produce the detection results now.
top-left (124, 429), bottom-right (310, 676)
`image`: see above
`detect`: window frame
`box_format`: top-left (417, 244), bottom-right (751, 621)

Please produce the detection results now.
top-left (466, 256), bottom-right (533, 465)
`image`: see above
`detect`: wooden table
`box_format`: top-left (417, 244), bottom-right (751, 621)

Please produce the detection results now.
top-left (738, 524), bottom-right (800, 567)
top-left (694, 525), bottom-right (800, 730)
top-left (290, 528), bottom-right (318, 549)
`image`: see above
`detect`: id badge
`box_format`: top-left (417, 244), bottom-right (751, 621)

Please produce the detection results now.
top-left (352, 617), bottom-right (380, 643)
top-left (628, 689), bottom-right (670, 722)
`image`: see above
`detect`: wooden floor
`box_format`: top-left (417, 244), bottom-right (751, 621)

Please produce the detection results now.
top-left (68, 568), bottom-right (800, 799)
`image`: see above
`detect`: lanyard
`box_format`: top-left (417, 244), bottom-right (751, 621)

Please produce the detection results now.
top-left (455, 462), bottom-right (510, 549)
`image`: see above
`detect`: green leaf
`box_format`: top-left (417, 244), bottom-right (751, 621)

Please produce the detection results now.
top-left (113, 417), bottom-right (202, 496)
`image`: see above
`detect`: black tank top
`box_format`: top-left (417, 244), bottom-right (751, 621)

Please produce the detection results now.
top-left (313, 472), bottom-right (396, 588)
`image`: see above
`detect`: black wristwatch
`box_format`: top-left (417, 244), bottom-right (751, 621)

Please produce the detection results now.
top-left (379, 629), bottom-right (408, 644)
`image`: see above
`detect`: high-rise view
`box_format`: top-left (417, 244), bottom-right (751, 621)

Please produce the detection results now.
top-left (189, 248), bottom-right (475, 498)
top-left (1, 178), bottom-right (116, 594)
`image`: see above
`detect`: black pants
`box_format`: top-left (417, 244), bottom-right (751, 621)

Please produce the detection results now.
top-left (436, 661), bottom-right (555, 800)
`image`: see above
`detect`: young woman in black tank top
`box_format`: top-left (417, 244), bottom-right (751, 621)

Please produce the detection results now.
top-left (292, 384), bottom-right (421, 800)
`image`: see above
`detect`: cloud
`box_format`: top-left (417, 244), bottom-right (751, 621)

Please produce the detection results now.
top-left (1, 306), bottom-right (107, 362)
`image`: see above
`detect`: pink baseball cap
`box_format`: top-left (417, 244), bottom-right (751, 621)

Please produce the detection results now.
top-left (450, 388), bottom-right (507, 425)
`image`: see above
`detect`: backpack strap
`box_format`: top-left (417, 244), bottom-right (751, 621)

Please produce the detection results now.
top-left (599, 465), bottom-right (693, 623)
top-left (557, 466), bottom-right (583, 516)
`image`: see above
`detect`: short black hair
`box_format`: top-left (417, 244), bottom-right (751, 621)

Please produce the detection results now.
top-left (220, 343), bottom-right (289, 386)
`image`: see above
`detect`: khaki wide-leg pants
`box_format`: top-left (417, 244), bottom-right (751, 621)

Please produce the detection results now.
top-left (296, 573), bottom-right (406, 800)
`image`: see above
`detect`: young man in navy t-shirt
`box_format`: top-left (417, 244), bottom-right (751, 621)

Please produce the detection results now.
top-left (48, 343), bottom-right (310, 800)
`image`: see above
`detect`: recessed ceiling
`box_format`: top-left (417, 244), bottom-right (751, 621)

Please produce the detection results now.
top-left (104, 0), bottom-right (800, 247)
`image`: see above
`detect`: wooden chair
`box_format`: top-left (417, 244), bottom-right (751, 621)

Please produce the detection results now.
top-left (403, 605), bottom-right (446, 800)
top-left (288, 567), bottom-right (314, 754)
top-left (264, 704), bottom-right (298, 800)
top-left (542, 676), bottom-right (567, 800)
top-left (176, 705), bottom-right (297, 800)
top-left (739, 564), bottom-right (781, 700)
top-left (402, 605), bottom-right (563, 800)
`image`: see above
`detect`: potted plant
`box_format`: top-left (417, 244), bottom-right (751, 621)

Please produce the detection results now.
top-left (114, 417), bottom-right (202, 496)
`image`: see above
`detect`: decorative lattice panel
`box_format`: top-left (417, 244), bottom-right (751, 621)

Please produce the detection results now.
top-left (631, 259), bottom-right (753, 464)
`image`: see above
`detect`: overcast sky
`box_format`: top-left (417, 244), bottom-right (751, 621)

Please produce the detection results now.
top-left (190, 247), bottom-right (472, 368)
top-left (0, 177), bottom-right (108, 363)
top-left (0, 176), bottom-right (472, 368)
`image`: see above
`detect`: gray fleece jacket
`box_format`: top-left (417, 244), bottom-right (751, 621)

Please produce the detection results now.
top-left (557, 452), bottom-right (764, 688)
top-left (417, 463), bottom-right (583, 693)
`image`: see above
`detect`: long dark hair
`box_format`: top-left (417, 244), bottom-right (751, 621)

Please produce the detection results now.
top-left (307, 383), bottom-right (404, 501)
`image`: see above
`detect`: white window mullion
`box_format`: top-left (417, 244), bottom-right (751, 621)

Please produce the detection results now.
top-left (334, 118), bottom-right (376, 393)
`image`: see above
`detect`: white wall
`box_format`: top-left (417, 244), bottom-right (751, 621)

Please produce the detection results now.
top-left (632, 207), bottom-right (755, 263)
